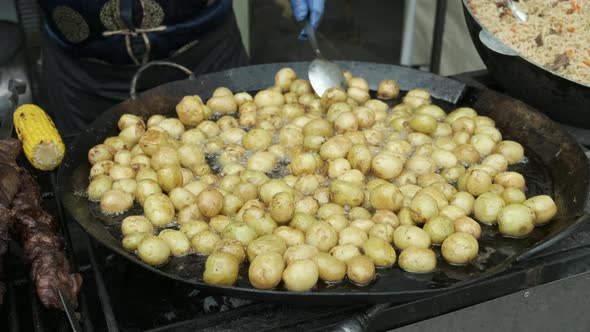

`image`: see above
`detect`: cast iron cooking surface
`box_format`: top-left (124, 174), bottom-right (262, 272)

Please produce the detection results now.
top-left (58, 62), bottom-right (590, 304)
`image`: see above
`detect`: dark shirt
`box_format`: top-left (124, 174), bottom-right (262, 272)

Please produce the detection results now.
top-left (39, 0), bottom-right (233, 64)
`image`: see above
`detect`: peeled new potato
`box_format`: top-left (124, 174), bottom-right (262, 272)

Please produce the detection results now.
top-left (441, 232), bottom-right (479, 265)
top-left (137, 235), bottom-right (171, 266)
top-left (393, 225), bottom-right (431, 250)
top-left (144, 193), bottom-right (175, 226)
top-left (214, 239), bottom-right (246, 263)
top-left (423, 216), bottom-right (455, 245)
top-left (100, 189), bottom-right (133, 214)
top-left (473, 192), bottom-right (505, 225)
top-left (347, 255), bottom-right (376, 285)
top-left (497, 204), bottom-right (535, 237)
top-left (362, 237), bottom-right (396, 267)
top-left (305, 222), bottom-right (338, 252)
top-left (282, 259), bottom-right (319, 292)
top-left (523, 195), bottom-right (557, 225)
top-left (158, 229), bottom-right (191, 257)
top-left (121, 215), bottom-right (154, 236)
top-left (246, 234), bottom-right (287, 262)
top-left (314, 252), bottom-right (347, 282)
top-left (203, 252), bottom-right (240, 286)
top-left (249, 252), bottom-right (285, 289)
top-left (398, 247), bottom-right (436, 273)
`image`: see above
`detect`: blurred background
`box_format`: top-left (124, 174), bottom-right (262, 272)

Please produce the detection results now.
top-left (0, 0), bottom-right (486, 75)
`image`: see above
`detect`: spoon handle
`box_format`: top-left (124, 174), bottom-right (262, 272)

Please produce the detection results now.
top-left (305, 20), bottom-right (323, 58)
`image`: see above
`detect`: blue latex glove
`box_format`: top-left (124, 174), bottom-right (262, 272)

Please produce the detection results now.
top-left (290, 0), bottom-right (325, 39)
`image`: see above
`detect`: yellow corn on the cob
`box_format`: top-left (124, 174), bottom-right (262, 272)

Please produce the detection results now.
top-left (13, 104), bottom-right (65, 171)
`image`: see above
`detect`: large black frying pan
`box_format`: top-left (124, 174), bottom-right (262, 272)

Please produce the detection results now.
top-left (462, 0), bottom-right (590, 128)
top-left (58, 61), bottom-right (590, 305)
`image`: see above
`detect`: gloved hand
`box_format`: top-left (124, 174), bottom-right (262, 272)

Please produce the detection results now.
top-left (290, 0), bottom-right (325, 39)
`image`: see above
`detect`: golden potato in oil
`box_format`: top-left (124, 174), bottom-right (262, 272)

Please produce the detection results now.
top-left (207, 95), bottom-right (237, 114)
top-left (369, 184), bottom-right (403, 211)
top-left (409, 193), bottom-right (439, 224)
top-left (134, 179), bottom-right (161, 205)
top-left (337, 226), bottom-right (367, 247)
top-left (305, 222), bottom-right (338, 252)
top-left (156, 165), bottom-right (183, 193)
top-left (454, 144), bottom-right (481, 165)
top-left (254, 89), bottom-right (285, 108)
top-left (243, 207), bottom-right (278, 236)
top-left (432, 149), bottom-right (458, 169)
top-left (195, 187), bottom-right (223, 218)
top-left (423, 216), bottom-right (455, 245)
top-left (214, 239), bottom-right (246, 263)
top-left (302, 118), bottom-right (333, 138)
top-left (453, 217), bottom-right (481, 239)
top-left (260, 179), bottom-right (293, 205)
top-left (177, 203), bottom-right (204, 225)
top-left (191, 230), bottom-right (221, 255)
top-left (450, 191), bottom-right (475, 215)
top-left (274, 226), bottom-right (305, 247)
top-left (393, 225), bottom-right (431, 250)
top-left (313, 252), bottom-right (346, 282)
top-left (275, 67), bottom-right (297, 92)
top-left (494, 140), bottom-right (524, 165)
top-left (328, 180), bottom-right (364, 207)
top-left (363, 237), bottom-right (397, 267)
top-left (372, 210), bottom-right (400, 228)
top-left (247, 151), bottom-right (277, 173)
top-left (327, 158), bottom-right (351, 178)
top-left (88, 144), bottom-right (113, 164)
top-left (143, 193), bottom-right (175, 226)
top-left (482, 154), bottom-right (508, 173)
top-left (398, 247), bottom-right (436, 273)
top-left (494, 171), bottom-right (526, 191)
top-left (179, 220), bottom-right (209, 239)
top-left (524, 195), bottom-right (557, 225)
top-left (109, 164), bottom-right (136, 181)
top-left (203, 252), bottom-right (240, 286)
top-left (209, 215), bottom-right (232, 234)
top-left (334, 111), bottom-right (359, 133)
top-left (147, 114), bottom-right (166, 128)
top-left (157, 118), bottom-right (185, 139)
top-left (350, 219), bottom-right (376, 233)
top-left (177, 144), bottom-right (205, 169)
top-left (248, 252), bottom-right (285, 289)
top-left (475, 126), bottom-right (502, 143)
top-left (176, 95), bottom-right (206, 126)
top-left (501, 187), bottom-right (526, 205)
top-left (223, 222), bottom-right (258, 246)
top-left (291, 152), bottom-right (319, 175)
top-left (377, 79), bottom-right (400, 99)
top-left (452, 117), bottom-right (475, 134)
top-left (322, 215), bottom-right (347, 233)
top-left (243, 128), bottom-right (272, 151)
top-left (232, 181), bottom-right (258, 203)
top-left (499, 203), bottom-right (536, 238)
top-left (320, 136), bottom-right (352, 160)
top-left (121, 215), bottom-right (154, 236)
top-left (268, 192), bottom-right (295, 224)
top-left (347, 255), bottom-right (375, 285)
top-left (409, 114), bottom-right (437, 135)
top-left (118, 114), bottom-right (145, 131)
top-left (114, 150), bottom-right (132, 166)
top-left (284, 244), bottom-right (319, 265)
top-left (282, 259), bottom-right (318, 292)
top-left (446, 107), bottom-right (477, 124)
top-left (87, 175), bottom-right (113, 201)
top-left (441, 232), bottom-right (479, 265)
top-left (347, 207), bottom-right (370, 221)
top-left (165, 187), bottom-right (196, 211)
top-left (352, 106), bottom-right (376, 129)
top-left (470, 134), bottom-right (496, 157)
top-left (89, 160), bottom-right (114, 178)
top-left (473, 192), bottom-right (505, 225)
top-left (294, 196), bottom-right (320, 216)
top-left (119, 123), bottom-right (146, 146)
top-left (417, 173), bottom-right (445, 188)
top-left (371, 152), bottom-right (404, 180)
top-left (435, 137), bottom-right (457, 151)
top-left (347, 87), bottom-right (370, 104)
top-left (441, 165), bottom-right (465, 182)
top-left (369, 223), bottom-right (395, 243)
top-left (122, 232), bottom-right (148, 252)
top-left (462, 169), bottom-right (492, 197)
top-left (137, 235), bottom-right (170, 266)
top-left (100, 189), bottom-right (133, 215)
top-left (329, 244), bottom-right (361, 263)
top-left (294, 175), bottom-right (320, 195)
top-left (181, 128), bottom-right (207, 145)
top-left (184, 180), bottom-right (207, 197)
top-left (321, 87), bottom-right (347, 109)
top-left (439, 205), bottom-right (466, 221)
top-left (398, 207), bottom-right (416, 226)
top-left (158, 229), bottom-right (190, 257)
top-left (405, 156), bottom-right (436, 176)
top-left (246, 234), bottom-right (287, 262)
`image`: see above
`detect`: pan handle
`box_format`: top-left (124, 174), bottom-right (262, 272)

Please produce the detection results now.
top-left (129, 61), bottom-right (194, 100)
top-left (331, 303), bottom-right (389, 332)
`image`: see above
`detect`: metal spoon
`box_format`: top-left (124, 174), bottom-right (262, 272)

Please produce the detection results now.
top-left (506, 0), bottom-right (528, 22)
top-left (304, 20), bottom-right (347, 97)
